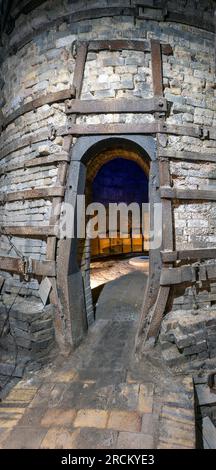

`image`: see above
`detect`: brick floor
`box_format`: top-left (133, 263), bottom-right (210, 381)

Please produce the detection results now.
top-left (0, 270), bottom-right (196, 449)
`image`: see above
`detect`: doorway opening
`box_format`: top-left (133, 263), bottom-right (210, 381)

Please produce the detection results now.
top-left (89, 156), bottom-right (149, 313)
top-left (57, 135), bottom-right (160, 349)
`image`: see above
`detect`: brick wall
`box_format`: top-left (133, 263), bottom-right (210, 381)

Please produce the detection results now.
top-left (0, 0), bottom-right (215, 365)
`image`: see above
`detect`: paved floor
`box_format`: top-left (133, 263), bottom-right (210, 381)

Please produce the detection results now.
top-left (90, 256), bottom-right (149, 288)
top-left (0, 267), bottom-right (195, 449)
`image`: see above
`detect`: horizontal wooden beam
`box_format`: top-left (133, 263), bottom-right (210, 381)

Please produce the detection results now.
top-left (65, 97), bottom-right (167, 114)
top-left (0, 153), bottom-right (70, 176)
top-left (0, 186), bottom-right (65, 204)
top-left (0, 256), bottom-right (56, 277)
top-left (58, 122), bottom-right (216, 139)
top-left (88, 39), bottom-right (149, 52)
top-left (160, 264), bottom-right (216, 286)
top-left (161, 248), bottom-right (216, 263)
top-left (58, 122), bottom-right (159, 136)
top-left (160, 187), bottom-right (216, 201)
top-left (1, 89), bottom-right (75, 131)
top-left (1, 122), bottom-right (215, 162)
top-left (0, 225), bottom-right (58, 238)
top-left (158, 149), bottom-right (216, 163)
top-left (88, 39), bottom-right (173, 55)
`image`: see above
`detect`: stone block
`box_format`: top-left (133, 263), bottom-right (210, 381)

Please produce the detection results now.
top-left (117, 431), bottom-right (154, 449)
top-left (41, 408), bottom-right (76, 427)
top-left (184, 341), bottom-right (207, 356)
top-left (41, 427), bottom-right (79, 449)
top-left (75, 427), bottom-right (118, 449)
top-left (107, 411), bottom-right (141, 432)
top-left (74, 409), bottom-right (108, 429)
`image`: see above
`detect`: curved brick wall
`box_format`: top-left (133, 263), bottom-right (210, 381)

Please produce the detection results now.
top-left (0, 0), bottom-right (215, 368)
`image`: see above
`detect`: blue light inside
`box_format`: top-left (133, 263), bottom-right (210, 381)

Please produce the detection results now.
top-left (92, 157), bottom-right (149, 206)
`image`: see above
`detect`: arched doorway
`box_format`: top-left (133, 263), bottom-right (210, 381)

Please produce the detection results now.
top-left (89, 157), bottom-right (149, 310)
top-left (57, 135), bottom-right (161, 349)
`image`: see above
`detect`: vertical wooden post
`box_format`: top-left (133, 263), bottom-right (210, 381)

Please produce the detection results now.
top-left (46, 42), bottom-right (89, 348)
top-left (151, 39), bottom-right (163, 96)
top-left (146, 157), bottom-right (173, 340)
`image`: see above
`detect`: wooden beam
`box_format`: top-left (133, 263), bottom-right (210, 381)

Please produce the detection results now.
top-left (146, 157), bottom-right (172, 341)
top-left (0, 186), bottom-right (65, 204)
top-left (88, 39), bottom-right (147, 52)
top-left (159, 160), bottom-right (174, 252)
top-left (1, 88), bottom-right (75, 131)
top-left (72, 42), bottom-right (88, 98)
top-left (151, 40), bottom-right (163, 96)
top-left (160, 187), bottom-right (216, 201)
top-left (0, 225), bottom-right (58, 238)
top-left (59, 122), bottom-right (160, 136)
top-left (1, 122), bottom-right (215, 161)
top-left (0, 256), bottom-right (56, 277)
top-left (57, 122), bottom-right (216, 139)
top-left (158, 149), bottom-right (216, 163)
top-left (146, 286), bottom-right (170, 339)
top-left (160, 264), bottom-right (216, 286)
top-left (161, 248), bottom-right (216, 263)
top-left (65, 97), bottom-right (167, 114)
top-left (0, 153), bottom-right (70, 175)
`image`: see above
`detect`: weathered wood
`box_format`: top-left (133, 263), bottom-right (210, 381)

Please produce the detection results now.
top-left (146, 157), bottom-right (172, 340)
top-left (65, 97), bottom-right (167, 114)
top-left (0, 225), bottom-right (58, 238)
top-left (0, 186), bottom-right (65, 204)
top-left (88, 39), bottom-right (149, 52)
top-left (1, 123), bottom-right (215, 161)
top-left (151, 40), bottom-right (163, 96)
top-left (159, 158), bottom-right (171, 187)
top-left (159, 123), bottom-right (214, 139)
top-left (58, 122), bottom-right (216, 139)
top-left (146, 286), bottom-right (170, 339)
top-left (160, 266), bottom-right (193, 286)
top-left (0, 153), bottom-right (70, 175)
top-left (59, 122), bottom-right (159, 136)
top-left (160, 187), bottom-right (216, 201)
top-left (72, 42), bottom-right (88, 98)
top-left (161, 248), bottom-right (216, 263)
top-left (87, 39), bottom-right (172, 55)
top-left (0, 256), bottom-right (56, 277)
top-left (159, 160), bottom-right (173, 252)
top-left (1, 88), bottom-right (75, 131)
top-left (160, 264), bottom-right (216, 286)
top-left (158, 149), bottom-right (216, 163)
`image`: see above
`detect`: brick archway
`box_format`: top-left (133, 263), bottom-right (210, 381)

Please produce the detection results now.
top-left (57, 135), bottom-right (161, 349)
